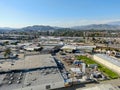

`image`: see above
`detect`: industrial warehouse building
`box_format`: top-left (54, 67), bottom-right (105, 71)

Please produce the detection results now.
top-left (61, 45), bottom-right (96, 53)
top-left (0, 54), bottom-right (65, 90)
top-left (93, 54), bottom-right (120, 74)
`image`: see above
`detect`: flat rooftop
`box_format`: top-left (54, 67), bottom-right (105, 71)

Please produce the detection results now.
top-left (0, 72), bottom-right (25, 90)
top-left (0, 54), bottom-right (65, 90)
top-left (95, 54), bottom-right (120, 67)
top-left (24, 68), bottom-right (63, 86)
top-left (0, 68), bottom-right (64, 90)
top-left (0, 54), bottom-right (57, 72)
top-left (22, 68), bottom-right (64, 90)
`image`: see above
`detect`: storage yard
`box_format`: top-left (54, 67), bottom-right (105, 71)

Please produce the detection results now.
top-left (77, 55), bottom-right (120, 79)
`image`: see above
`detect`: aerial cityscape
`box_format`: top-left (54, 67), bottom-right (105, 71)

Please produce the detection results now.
top-left (0, 0), bottom-right (120, 90)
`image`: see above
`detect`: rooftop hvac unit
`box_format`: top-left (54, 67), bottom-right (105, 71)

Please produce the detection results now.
top-left (40, 70), bottom-right (44, 73)
top-left (18, 77), bottom-right (21, 80)
top-left (52, 71), bottom-right (56, 74)
top-left (10, 74), bottom-right (13, 77)
top-left (10, 77), bottom-right (14, 80)
top-left (8, 81), bottom-right (12, 85)
top-left (17, 80), bottom-right (20, 84)
top-left (48, 69), bottom-right (52, 72)
top-left (46, 69), bottom-right (49, 72)
top-left (20, 72), bottom-right (22, 76)
top-left (43, 72), bottom-right (47, 75)
top-left (26, 83), bottom-right (31, 86)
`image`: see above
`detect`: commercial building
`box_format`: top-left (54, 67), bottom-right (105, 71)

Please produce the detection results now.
top-left (93, 54), bottom-right (120, 74)
top-left (77, 45), bottom-right (96, 51)
top-left (0, 54), bottom-right (58, 72)
top-left (61, 45), bottom-right (96, 53)
top-left (0, 54), bottom-right (65, 90)
top-left (61, 45), bottom-right (76, 52)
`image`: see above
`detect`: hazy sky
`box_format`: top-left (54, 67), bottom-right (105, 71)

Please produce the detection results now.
top-left (0, 0), bottom-right (120, 27)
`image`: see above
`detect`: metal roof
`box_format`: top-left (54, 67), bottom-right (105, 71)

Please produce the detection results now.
top-left (95, 54), bottom-right (120, 67)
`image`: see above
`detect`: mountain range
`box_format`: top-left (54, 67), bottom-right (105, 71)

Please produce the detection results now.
top-left (108, 21), bottom-right (120, 25)
top-left (1, 21), bottom-right (120, 31)
top-left (21, 25), bottom-right (56, 31)
top-left (71, 24), bottom-right (120, 30)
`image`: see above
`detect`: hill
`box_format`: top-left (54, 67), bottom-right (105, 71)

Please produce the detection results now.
top-left (71, 24), bottom-right (120, 30)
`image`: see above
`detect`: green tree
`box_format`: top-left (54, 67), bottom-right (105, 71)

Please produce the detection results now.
top-left (4, 48), bottom-right (11, 58)
top-left (3, 41), bottom-right (9, 45)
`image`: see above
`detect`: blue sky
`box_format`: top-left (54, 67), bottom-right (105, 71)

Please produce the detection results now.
top-left (0, 0), bottom-right (120, 27)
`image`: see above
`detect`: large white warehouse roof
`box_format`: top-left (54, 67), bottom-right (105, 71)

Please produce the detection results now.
top-left (95, 54), bottom-right (120, 67)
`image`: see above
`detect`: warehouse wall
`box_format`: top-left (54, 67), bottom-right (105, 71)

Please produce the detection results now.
top-left (15, 81), bottom-right (65, 90)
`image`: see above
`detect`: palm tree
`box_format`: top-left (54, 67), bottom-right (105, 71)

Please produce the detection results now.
top-left (3, 41), bottom-right (9, 45)
top-left (4, 48), bottom-right (11, 58)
